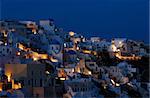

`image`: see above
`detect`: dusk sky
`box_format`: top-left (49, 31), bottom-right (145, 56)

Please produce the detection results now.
top-left (1, 0), bottom-right (149, 43)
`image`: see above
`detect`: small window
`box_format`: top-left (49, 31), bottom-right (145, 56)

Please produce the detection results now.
top-left (31, 71), bottom-right (33, 75)
top-left (28, 80), bottom-right (30, 85)
top-left (40, 79), bottom-right (42, 87)
top-left (31, 79), bottom-right (33, 87)
top-left (7, 48), bottom-right (9, 53)
top-left (35, 80), bottom-right (36, 86)
top-left (56, 46), bottom-right (59, 50)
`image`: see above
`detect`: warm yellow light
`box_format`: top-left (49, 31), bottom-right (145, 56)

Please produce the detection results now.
top-left (50, 57), bottom-right (58, 62)
top-left (3, 31), bottom-right (7, 37)
top-left (18, 43), bottom-right (24, 50)
top-left (12, 79), bottom-right (14, 89)
top-left (32, 52), bottom-right (39, 57)
top-left (34, 32), bottom-right (37, 34)
top-left (0, 83), bottom-right (3, 91)
top-left (76, 68), bottom-right (80, 73)
top-left (16, 52), bottom-right (21, 56)
top-left (14, 84), bottom-right (19, 89)
top-left (33, 57), bottom-right (38, 61)
top-left (88, 71), bottom-right (92, 75)
top-left (69, 31), bottom-right (75, 36)
top-left (12, 80), bottom-right (22, 90)
top-left (112, 45), bottom-right (117, 52)
top-left (83, 50), bottom-right (91, 54)
top-left (93, 51), bottom-right (97, 55)
top-left (41, 54), bottom-right (48, 59)
top-left (38, 54), bottom-right (48, 59)
top-left (115, 52), bottom-right (141, 60)
top-left (72, 69), bottom-right (74, 73)
top-left (0, 88), bottom-right (2, 92)
top-left (18, 83), bottom-right (22, 88)
top-left (7, 74), bottom-right (11, 82)
top-left (32, 29), bottom-right (37, 34)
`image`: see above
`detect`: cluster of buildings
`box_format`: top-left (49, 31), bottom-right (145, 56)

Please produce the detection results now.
top-left (0, 19), bottom-right (149, 98)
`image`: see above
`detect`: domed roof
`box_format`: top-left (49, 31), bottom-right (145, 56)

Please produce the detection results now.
top-left (67, 50), bottom-right (76, 55)
top-left (49, 39), bottom-right (60, 45)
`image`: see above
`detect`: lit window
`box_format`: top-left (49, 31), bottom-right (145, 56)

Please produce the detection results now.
top-left (69, 31), bottom-right (75, 36)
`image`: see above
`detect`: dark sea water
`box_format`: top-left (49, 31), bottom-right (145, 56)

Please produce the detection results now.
top-left (1, 0), bottom-right (149, 43)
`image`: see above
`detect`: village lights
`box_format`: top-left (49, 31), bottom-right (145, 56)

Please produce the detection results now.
top-left (69, 31), bottom-right (75, 36)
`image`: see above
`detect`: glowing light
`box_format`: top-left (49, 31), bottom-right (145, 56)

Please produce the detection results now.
top-left (50, 57), bottom-right (58, 62)
top-left (64, 43), bottom-right (66, 47)
top-left (127, 83), bottom-right (133, 87)
top-left (88, 71), bottom-right (92, 75)
top-left (116, 83), bottom-right (120, 87)
top-left (5, 43), bottom-right (7, 46)
top-left (93, 51), bottom-right (97, 55)
top-left (112, 45), bottom-right (117, 52)
top-left (76, 47), bottom-right (79, 50)
top-left (3, 31), bottom-right (7, 37)
top-left (33, 57), bottom-right (38, 61)
top-left (72, 69), bottom-right (74, 73)
top-left (14, 84), bottom-right (20, 89)
top-left (33, 31), bottom-right (37, 34)
top-left (39, 54), bottom-right (48, 59)
top-left (11, 29), bottom-right (15, 32)
top-left (119, 41), bottom-right (122, 44)
top-left (60, 77), bottom-right (66, 81)
top-left (32, 29), bottom-right (37, 34)
top-left (76, 68), bottom-right (81, 73)
top-left (18, 43), bottom-right (24, 50)
top-left (0, 41), bottom-right (3, 45)
top-left (110, 79), bottom-right (115, 85)
top-left (83, 50), bottom-right (91, 54)
top-left (7, 74), bottom-right (11, 82)
top-left (112, 40), bottom-right (115, 44)
top-left (46, 71), bottom-right (50, 74)
top-left (16, 52), bottom-right (21, 56)
top-left (82, 38), bottom-right (85, 42)
top-left (0, 82), bottom-right (3, 91)
top-left (12, 79), bottom-right (14, 89)
top-left (115, 53), bottom-right (141, 60)
top-left (69, 31), bottom-right (75, 36)
top-left (18, 83), bottom-right (22, 88)
top-left (77, 58), bottom-right (80, 61)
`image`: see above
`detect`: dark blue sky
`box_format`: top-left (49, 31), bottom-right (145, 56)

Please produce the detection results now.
top-left (1, 0), bottom-right (149, 43)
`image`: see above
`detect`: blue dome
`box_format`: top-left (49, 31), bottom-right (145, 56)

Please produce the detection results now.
top-left (67, 50), bottom-right (76, 55)
top-left (50, 39), bottom-right (60, 45)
